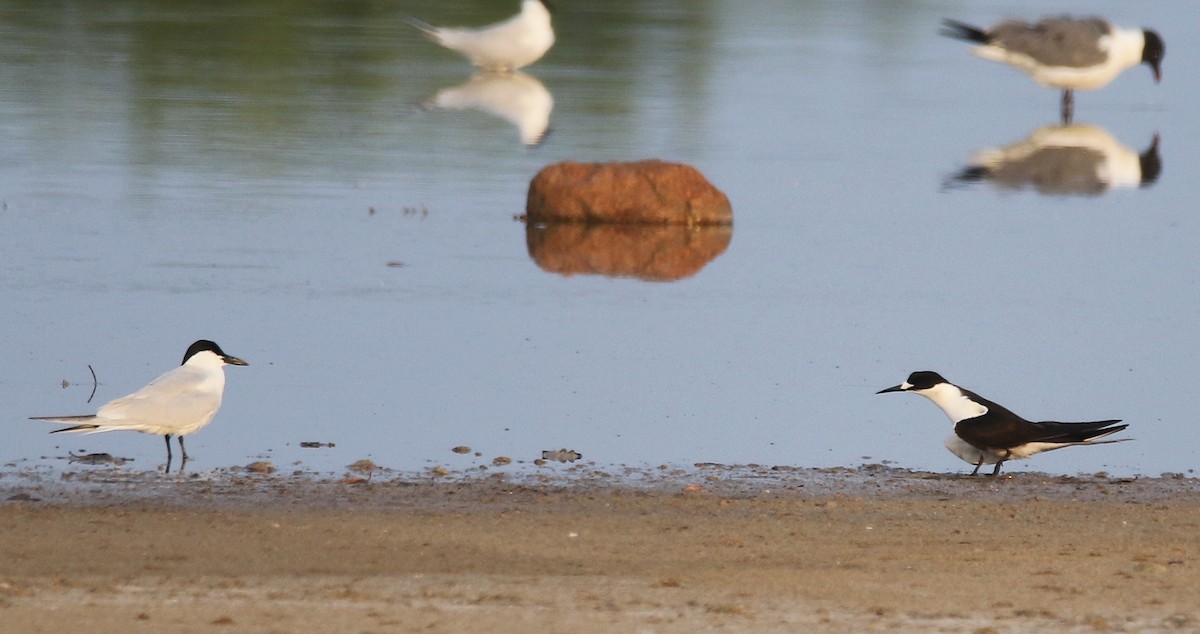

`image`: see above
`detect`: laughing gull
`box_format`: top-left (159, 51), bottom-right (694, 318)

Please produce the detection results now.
top-left (31, 340), bottom-right (248, 473)
top-left (941, 16), bottom-right (1164, 123)
top-left (405, 0), bottom-right (555, 72)
top-left (878, 371), bottom-right (1128, 476)
top-left (951, 124), bottom-right (1161, 196)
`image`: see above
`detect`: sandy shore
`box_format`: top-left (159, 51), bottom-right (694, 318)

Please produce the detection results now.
top-left (3, 464), bottom-right (1200, 632)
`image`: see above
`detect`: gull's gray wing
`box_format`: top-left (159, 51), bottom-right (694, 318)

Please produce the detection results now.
top-left (990, 17), bottom-right (1110, 67)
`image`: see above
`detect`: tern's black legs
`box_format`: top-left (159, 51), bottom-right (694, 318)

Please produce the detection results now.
top-left (163, 434), bottom-right (189, 474)
top-left (178, 436), bottom-right (189, 473)
top-left (969, 454), bottom-right (1006, 477)
top-left (1061, 90), bottom-right (1074, 124)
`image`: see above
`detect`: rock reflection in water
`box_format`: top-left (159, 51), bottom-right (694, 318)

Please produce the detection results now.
top-left (525, 222), bottom-right (731, 282)
top-left (950, 124), bottom-right (1161, 196)
top-left (421, 71), bottom-right (553, 146)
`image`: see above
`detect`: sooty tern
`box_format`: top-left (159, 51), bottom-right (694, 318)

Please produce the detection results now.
top-left (878, 371), bottom-right (1128, 475)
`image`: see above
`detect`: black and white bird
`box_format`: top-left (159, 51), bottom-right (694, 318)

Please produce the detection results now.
top-left (951, 124), bottom-right (1161, 196)
top-left (31, 340), bottom-right (248, 473)
top-left (941, 16), bottom-right (1165, 123)
top-left (405, 0), bottom-right (555, 72)
top-left (877, 371), bottom-right (1128, 476)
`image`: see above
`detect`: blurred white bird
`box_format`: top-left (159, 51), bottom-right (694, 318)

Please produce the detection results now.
top-left (31, 339), bottom-right (248, 472)
top-left (405, 0), bottom-right (555, 72)
top-left (941, 16), bottom-right (1164, 122)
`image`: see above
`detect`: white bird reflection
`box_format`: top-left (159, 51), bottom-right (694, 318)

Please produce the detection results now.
top-left (949, 124), bottom-right (1161, 196)
top-left (421, 71), bottom-right (553, 146)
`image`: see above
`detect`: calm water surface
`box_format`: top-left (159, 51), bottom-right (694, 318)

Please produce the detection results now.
top-left (3, 0), bottom-right (1198, 477)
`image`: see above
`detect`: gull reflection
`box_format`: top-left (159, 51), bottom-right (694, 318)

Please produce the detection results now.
top-left (422, 71), bottom-right (553, 146)
top-left (525, 222), bottom-right (732, 282)
top-left (949, 125), bottom-right (1161, 196)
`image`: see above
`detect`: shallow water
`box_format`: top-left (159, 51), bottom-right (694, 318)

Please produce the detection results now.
top-left (3, 1), bottom-right (1198, 477)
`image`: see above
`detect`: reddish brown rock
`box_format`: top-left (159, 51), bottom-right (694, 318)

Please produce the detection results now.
top-left (526, 160), bottom-right (732, 225)
top-left (526, 222), bottom-right (732, 282)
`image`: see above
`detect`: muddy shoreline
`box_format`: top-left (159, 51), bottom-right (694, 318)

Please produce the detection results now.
top-left (3, 465), bottom-right (1200, 632)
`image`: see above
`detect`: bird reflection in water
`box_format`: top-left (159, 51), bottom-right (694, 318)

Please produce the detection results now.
top-left (421, 71), bottom-right (553, 146)
top-left (524, 222), bottom-right (732, 282)
top-left (949, 124), bottom-right (1160, 196)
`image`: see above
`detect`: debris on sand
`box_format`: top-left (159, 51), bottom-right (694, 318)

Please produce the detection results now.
top-left (67, 452), bottom-right (132, 466)
top-left (541, 449), bottom-right (582, 463)
top-left (348, 459), bottom-right (380, 474)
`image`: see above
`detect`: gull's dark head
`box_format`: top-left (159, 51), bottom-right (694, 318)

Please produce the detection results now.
top-left (1141, 29), bottom-right (1164, 83)
top-left (877, 371), bottom-right (949, 394)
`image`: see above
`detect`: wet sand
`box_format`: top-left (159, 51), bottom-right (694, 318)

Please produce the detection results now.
top-left (3, 464), bottom-right (1200, 632)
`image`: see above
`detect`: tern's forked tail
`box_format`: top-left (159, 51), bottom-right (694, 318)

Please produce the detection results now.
top-left (941, 19), bottom-right (990, 44)
top-left (402, 16), bottom-right (437, 37)
top-left (30, 414), bottom-right (101, 434)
